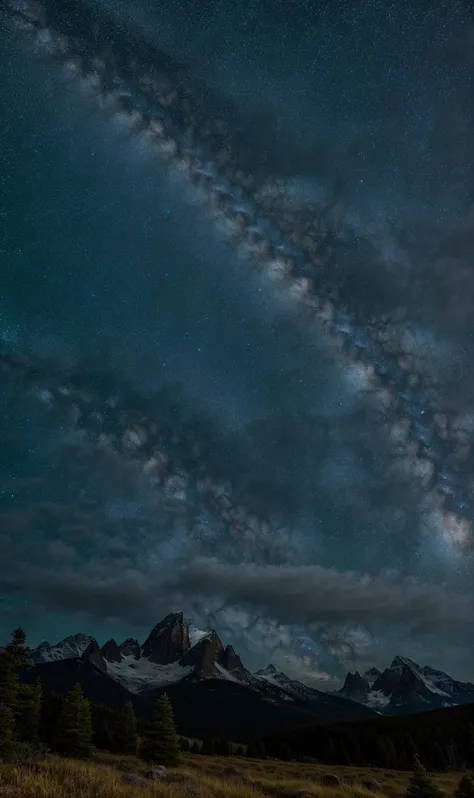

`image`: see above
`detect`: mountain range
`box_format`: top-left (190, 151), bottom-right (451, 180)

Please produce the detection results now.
top-left (24, 612), bottom-right (374, 740)
top-left (21, 612), bottom-right (474, 741)
top-left (337, 656), bottom-right (474, 714)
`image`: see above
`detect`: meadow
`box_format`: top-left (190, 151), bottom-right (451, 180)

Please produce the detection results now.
top-left (0, 750), bottom-right (465, 798)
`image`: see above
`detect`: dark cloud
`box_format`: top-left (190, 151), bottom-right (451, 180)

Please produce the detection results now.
top-left (2, 533), bottom-right (472, 638)
top-left (170, 559), bottom-right (474, 633)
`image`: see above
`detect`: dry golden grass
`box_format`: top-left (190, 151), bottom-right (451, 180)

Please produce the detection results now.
top-left (0, 750), bottom-right (465, 798)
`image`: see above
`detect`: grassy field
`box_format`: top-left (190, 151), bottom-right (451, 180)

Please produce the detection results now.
top-left (0, 751), bottom-right (465, 798)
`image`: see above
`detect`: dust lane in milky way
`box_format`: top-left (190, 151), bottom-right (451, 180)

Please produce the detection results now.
top-left (5, 0), bottom-right (473, 547)
top-left (1, 0), bottom-right (473, 679)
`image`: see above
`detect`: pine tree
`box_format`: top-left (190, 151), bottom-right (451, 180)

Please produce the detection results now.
top-left (91, 705), bottom-right (116, 752)
top-left (405, 754), bottom-right (444, 798)
top-left (5, 629), bottom-right (32, 673)
top-left (0, 703), bottom-right (15, 760)
top-left (431, 741), bottom-right (448, 772)
top-left (17, 677), bottom-right (42, 744)
top-left (455, 774), bottom-right (474, 798)
top-left (140, 694), bottom-right (180, 766)
top-left (0, 649), bottom-right (18, 717)
top-left (0, 627), bottom-right (35, 745)
top-left (40, 689), bottom-right (64, 748)
top-left (55, 683), bottom-right (93, 758)
top-left (115, 701), bottom-right (138, 756)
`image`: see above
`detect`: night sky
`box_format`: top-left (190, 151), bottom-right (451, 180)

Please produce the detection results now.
top-left (0, 0), bottom-right (473, 687)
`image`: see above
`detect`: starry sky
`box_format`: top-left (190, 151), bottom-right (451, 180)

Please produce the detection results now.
top-left (0, 0), bottom-right (473, 687)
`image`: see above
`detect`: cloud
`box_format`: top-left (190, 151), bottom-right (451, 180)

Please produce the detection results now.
top-left (279, 651), bottom-right (339, 688)
top-left (168, 558), bottom-right (474, 633)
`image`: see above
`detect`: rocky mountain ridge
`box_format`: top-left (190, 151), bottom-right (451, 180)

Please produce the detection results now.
top-left (338, 655), bottom-right (474, 714)
top-left (28, 613), bottom-right (474, 718)
top-left (29, 612), bottom-right (248, 692)
top-left (24, 612), bottom-right (381, 739)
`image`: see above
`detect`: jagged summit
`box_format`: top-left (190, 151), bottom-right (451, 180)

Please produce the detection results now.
top-left (339, 655), bottom-right (474, 714)
top-left (28, 616), bottom-right (474, 718)
top-left (119, 638), bottom-right (140, 659)
top-left (390, 655), bottom-right (419, 669)
top-left (141, 611), bottom-right (191, 664)
top-left (30, 633), bottom-right (95, 663)
top-left (100, 639), bottom-right (121, 663)
top-left (257, 663), bottom-right (278, 676)
top-left (364, 666), bottom-right (382, 684)
top-left (28, 612), bottom-right (251, 694)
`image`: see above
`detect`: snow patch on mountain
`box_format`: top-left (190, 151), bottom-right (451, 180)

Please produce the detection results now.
top-left (339, 655), bottom-right (474, 714)
top-left (28, 615), bottom-right (474, 718)
top-left (105, 655), bottom-right (193, 694)
top-left (189, 624), bottom-right (209, 646)
top-left (214, 663), bottom-right (242, 683)
top-left (30, 634), bottom-right (95, 663)
top-left (365, 689), bottom-right (391, 709)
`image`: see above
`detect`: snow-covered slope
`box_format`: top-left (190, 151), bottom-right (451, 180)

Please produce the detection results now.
top-left (28, 617), bottom-right (474, 716)
top-left (338, 656), bottom-right (474, 714)
top-left (105, 654), bottom-right (193, 693)
top-left (30, 614), bottom-right (474, 718)
top-left (29, 633), bottom-right (95, 663)
top-left (26, 612), bottom-right (377, 721)
top-left (256, 663), bottom-right (330, 703)
top-left (29, 613), bottom-right (253, 695)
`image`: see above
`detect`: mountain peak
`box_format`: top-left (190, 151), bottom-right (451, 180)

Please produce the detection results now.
top-left (119, 638), bottom-right (140, 659)
top-left (29, 633), bottom-right (95, 663)
top-left (100, 639), bottom-right (121, 663)
top-left (342, 671), bottom-right (369, 693)
top-left (340, 654), bottom-right (474, 715)
top-left (258, 663), bottom-right (278, 676)
top-left (141, 612), bottom-right (191, 664)
top-left (221, 644), bottom-right (248, 679)
top-left (390, 656), bottom-right (419, 669)
top-left (179, 629), bottom-right (224, 678)
top-left (81, 640), bottom-right (107, 674)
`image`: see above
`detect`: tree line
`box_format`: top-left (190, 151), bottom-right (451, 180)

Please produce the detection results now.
top-left (0, 627), bottom-right (269, 765)
top-left (0, 628), bottom-right (180, 766)
top-left (3, 625), bottom-right (474, 798)
top-left (262, 705), bottom-right (474, 772)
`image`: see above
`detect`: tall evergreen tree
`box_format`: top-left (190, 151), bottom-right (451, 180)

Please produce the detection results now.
top-left (405, 754), bottom-right (444, 798)
top-left (5, 629), bottom-right (32, 672)
top-left (91, 705), bottom-right (115, 752)
top-left (455, 774), bottom-right (474, 798)
top-left (55, 683), bottom-right (93, 758)
top-left (17, 676), bottom-right (42, 744)
top-left (0, 627), bottom-right (36, 745)
top-left (0, 703), bottom-right (15, 760)
top-left (39, 689), bottom-right (64, 748)
top-left (0, 649), bottom-right (17, 717)
top-left (140, 694), bottom-right (180, 766)
top-left (115, 700), bottom-right (138, 756)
